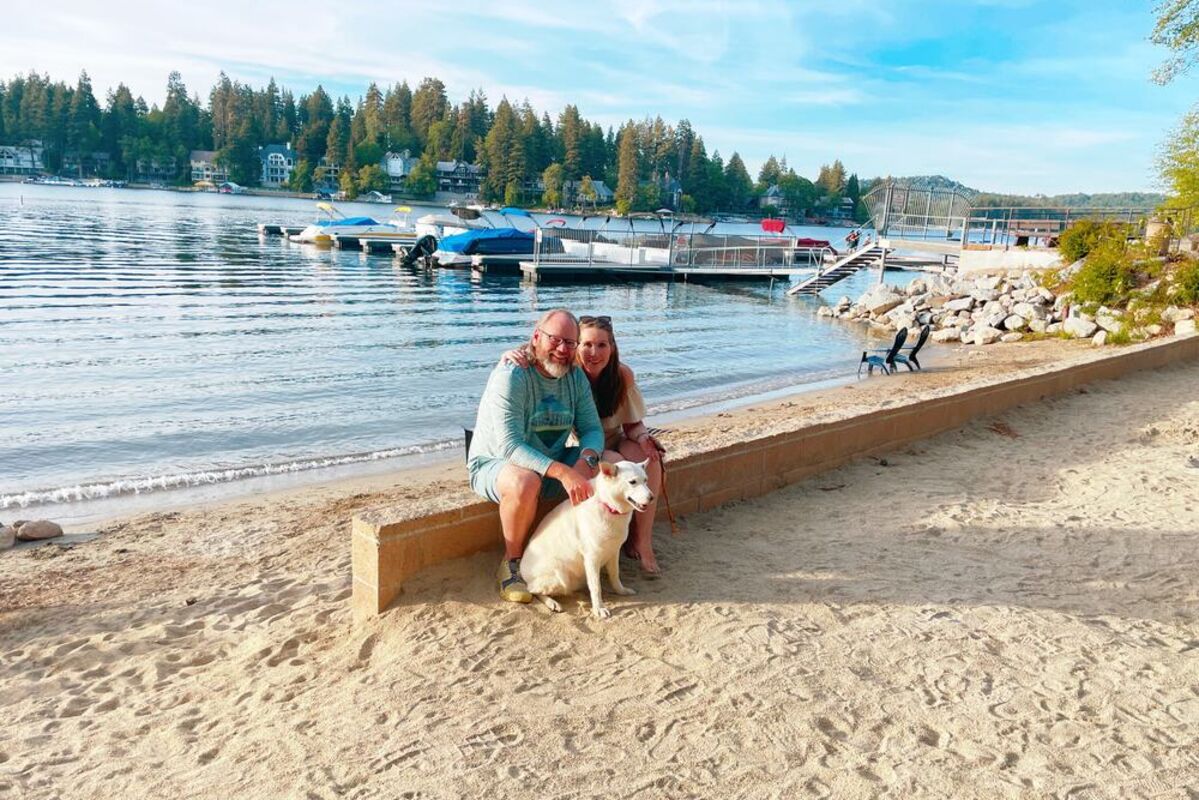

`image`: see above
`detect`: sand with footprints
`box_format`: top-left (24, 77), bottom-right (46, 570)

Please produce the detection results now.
top-left (2, 340), bottom-right (1198, 798)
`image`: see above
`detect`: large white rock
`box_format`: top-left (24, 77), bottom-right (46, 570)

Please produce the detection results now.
top-left (835, 295), bottom-right (852, 310)
top-left (944, 296), bottom-right (974, 312)
top-left (1064, 317), bottom-right (1099, 339)
top-left (1176, 319), bottom-right (1197, 336)
top-left (818, 306), bottom-right (835, 317)
top-left (1046, 322), bottom-right (1064, 334)
top-left (906, 278), bottom-right (928, 296)
top-left (16, 520), bottom-right (63, 541)
top-left (1028, 319), bottom-right (1049, 334)
top-left (1096, 315), bottom-right (1123, 334)
top-left (1148, 324), bottom-right (1164, 336)
top-left (1012, 301), bottom-right (1045, 320)
top-left (976, 274), bottom-right (1003, 290)
top-left (970, 289), bottom-right (999, 303)
top-left (1003, 314), bottom-right (1028, 332)
top-left (986, 312), bottom-right (1009, 330)
top-left (931, 328), bottom-right (961, 343)
top-left (1092, 330), bottom-right (1108, 347)
top-left (973, 326), bottom-right (1003, 345)
top-left (0, 525), bottom-right (14, 550)
top-left (1000, 332), bottom-right (1024, 343)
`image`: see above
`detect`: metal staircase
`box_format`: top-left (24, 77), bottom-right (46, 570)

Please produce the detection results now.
top-left (787, 244), bottom-right (884, 295)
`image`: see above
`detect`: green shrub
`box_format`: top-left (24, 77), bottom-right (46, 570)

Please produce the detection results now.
top-left (1105, 328), bottom-right (1134, 346)
top-left (1170, 258), bottom-right (1199, 305)
top-left (1070, 240), bottom-right (1136, 305)
top-left (1058, 220), bottom-right (1126, 263)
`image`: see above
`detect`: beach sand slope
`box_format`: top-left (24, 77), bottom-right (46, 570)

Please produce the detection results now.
top-left (1, 348), bottom-right (1198, 798)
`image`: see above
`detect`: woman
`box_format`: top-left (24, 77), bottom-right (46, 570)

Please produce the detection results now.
top-left (501, 315), bottom-right (664, 574)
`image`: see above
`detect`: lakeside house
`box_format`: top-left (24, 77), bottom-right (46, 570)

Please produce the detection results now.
top-left (758, 184), bottom-right (787, 214)
top-left (563, 178), bottom-right (615, 208)
top-left (0, 142), bottom-right (44, 176)
top-left (384, 151), bottom-right (419, 192)
top-left (436, 160), bottom-right (484, 196)
top-left (190, 150), bottom-right (228, 184)
top-left (259, 144), bottom-right (297, 188)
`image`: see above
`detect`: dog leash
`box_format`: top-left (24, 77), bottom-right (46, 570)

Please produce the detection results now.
top-left (647, 431), bottom-right (680, 536)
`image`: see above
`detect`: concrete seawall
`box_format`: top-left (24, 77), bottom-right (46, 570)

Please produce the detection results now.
top-left (351, 334), bottom-right (1199, 620)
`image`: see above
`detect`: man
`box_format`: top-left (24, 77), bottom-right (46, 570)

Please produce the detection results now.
top-left (468, 309), bottom-right (605, 603)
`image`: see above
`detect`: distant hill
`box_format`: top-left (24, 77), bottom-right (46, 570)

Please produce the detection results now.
top-left (862, 175), bottom-right (1163, 209)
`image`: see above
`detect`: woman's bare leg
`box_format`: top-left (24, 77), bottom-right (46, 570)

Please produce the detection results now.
top-left (617, 438), bottom-right (661, 574)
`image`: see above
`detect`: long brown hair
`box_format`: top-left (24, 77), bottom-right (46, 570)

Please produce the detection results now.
top-left (579, 316), bottom-right (626, 418)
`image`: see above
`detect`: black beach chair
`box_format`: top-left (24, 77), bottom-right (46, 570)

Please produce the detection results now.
top-left (892, 324), bottom-right (930, 371)
top-left (859, 327), bottom-right (908, 376)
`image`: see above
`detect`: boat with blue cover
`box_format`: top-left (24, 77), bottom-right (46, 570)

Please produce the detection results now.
top-left (290, 203), bottom-right (418, 246)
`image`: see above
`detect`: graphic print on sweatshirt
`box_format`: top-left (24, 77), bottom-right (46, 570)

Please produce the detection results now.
top-left (531, 393), bottom-right (573, 449)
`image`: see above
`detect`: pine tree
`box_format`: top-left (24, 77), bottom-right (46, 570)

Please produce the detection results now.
top-left (410, 77), bottom-right (447, 149)
top-left (757, 154), bottom-right (781, 189)
top-left (724, 152), bottom-right (753, 209)
top-left (558, 104), bottom-right (583, 181)
top-left (67, 70), bottom-right (101, 173)
top-left (614, 121), bottom-right (638, 215)
top-left (481, 98), bottom-right (517, 201)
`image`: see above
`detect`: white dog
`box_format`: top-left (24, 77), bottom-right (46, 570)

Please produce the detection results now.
top-left (520, 459), bottom-right (655, 619)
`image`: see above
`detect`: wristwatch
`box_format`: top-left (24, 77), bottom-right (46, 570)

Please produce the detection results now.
top-left (583, 453), bottom-right (599, 470)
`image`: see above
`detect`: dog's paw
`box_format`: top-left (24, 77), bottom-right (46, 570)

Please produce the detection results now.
top-left (612, 585), bottom-right (636, 596)
top-left (541, 596), bottom-right (562, 613)
top-left (592, 606), bottom-right (612, 620)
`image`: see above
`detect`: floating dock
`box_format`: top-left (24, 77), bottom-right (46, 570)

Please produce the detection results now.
top-left (257, 223), bottom-right (306, 237)
top-left (519, 259), bottom-right (813, 283)
top-left (331, 235), bottom-right (407, 254)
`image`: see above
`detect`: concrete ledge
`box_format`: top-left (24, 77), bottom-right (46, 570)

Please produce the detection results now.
top-left (352, 334), bottom-right (1199, 620)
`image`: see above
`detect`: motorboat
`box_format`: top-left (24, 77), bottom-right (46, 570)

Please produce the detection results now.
top-left (414, 212), bottom-right (490, 240)
top-left (290, 203), bottom-right (418, 246)
top-left (431, 207), bottom-right (564, 271)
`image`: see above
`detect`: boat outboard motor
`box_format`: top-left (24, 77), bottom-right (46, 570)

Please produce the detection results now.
top-left (401, 235), bottom-right (438, 267)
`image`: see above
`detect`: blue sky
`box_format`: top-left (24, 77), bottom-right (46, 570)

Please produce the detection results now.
top-left (3, 0), bottom-right (1193, 194)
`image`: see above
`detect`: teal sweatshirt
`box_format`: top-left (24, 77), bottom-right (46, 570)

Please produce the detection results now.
top-left (467, 363), bottom-right (604, 477)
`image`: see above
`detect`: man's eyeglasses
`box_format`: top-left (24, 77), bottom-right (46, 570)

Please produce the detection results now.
top-left (538, 328), bottom-right (578, 350)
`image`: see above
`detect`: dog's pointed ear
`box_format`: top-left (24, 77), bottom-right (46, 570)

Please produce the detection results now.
top-left (599, 460), bottom-right (617, 477)
top-left (637, 458), bottom-right (650, 471)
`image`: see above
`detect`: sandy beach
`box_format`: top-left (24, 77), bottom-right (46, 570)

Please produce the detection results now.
top-left (2, 338), bottom-right (1198, 798)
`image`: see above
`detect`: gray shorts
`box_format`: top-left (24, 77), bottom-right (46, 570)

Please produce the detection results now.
top-left (470, 447), bottom-right (581, 503)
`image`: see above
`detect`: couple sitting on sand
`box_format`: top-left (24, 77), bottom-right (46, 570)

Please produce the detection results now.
top-left (466, 309), bottom-right (665, 603)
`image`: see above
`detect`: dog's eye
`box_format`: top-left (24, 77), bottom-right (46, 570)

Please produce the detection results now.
top-left (629, 479), bottom-right (639, 485)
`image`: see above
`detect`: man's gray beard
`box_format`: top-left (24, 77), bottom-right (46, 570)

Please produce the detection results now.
top-left (540, 353), bottom-right (570, 378)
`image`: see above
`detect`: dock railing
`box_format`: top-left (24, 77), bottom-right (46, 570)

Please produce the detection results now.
top-left (534, 227), bottom-right (832, 274)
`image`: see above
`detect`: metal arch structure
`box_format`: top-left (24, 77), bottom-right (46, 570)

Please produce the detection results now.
top-left (862, 180), bottom-right (975, 243)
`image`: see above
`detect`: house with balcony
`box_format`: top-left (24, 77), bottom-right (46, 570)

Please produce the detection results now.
top-left (0, 142), bottom-right (44, 176)
top-left (314, 156), bottom-right (341, 191)
top-left (259, 144), bottom-right (297, 188)
top-left (189, 150), bottom-right (228, 184)
top-left (435, 160), bottom-right (484, 197)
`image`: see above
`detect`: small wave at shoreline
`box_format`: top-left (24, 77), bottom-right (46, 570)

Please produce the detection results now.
top-left (0, 440), bottom-right (459, 509)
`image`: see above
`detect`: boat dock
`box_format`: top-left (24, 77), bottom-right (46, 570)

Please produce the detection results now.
top-left (520, 226), bottom-right (830, 283)
top-left (257, 223), bottom-right (306, 237)
top-left (330, 235), bottom-right (405, 253)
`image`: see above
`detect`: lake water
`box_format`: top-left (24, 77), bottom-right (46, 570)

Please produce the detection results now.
top-left (0, 184), bottom-right (906, 520)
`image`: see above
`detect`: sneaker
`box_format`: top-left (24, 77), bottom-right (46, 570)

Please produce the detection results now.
top-left (497, 558), bottom-right (532, 603)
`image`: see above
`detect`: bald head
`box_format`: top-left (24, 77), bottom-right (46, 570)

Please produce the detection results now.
top-left (530, 308), bottom-right (579, 378)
